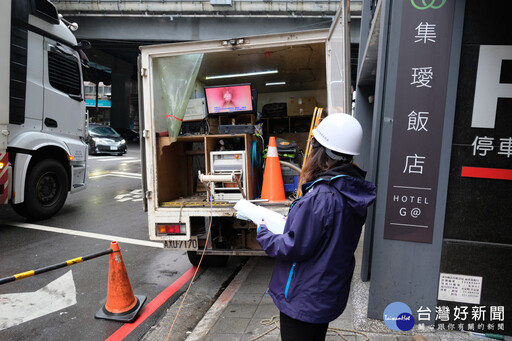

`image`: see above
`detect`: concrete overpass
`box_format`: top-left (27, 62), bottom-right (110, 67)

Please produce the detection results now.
top-left (53, 0), bottom-right (363, 127)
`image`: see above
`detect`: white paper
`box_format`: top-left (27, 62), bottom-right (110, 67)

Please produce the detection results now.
top-left (234, 199), bottom-right (286, 234)
top-left (438, 273), bottom-right (482, 304)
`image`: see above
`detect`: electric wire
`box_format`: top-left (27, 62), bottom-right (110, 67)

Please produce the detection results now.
top-left (165, 179), bottom-right (215, 341)
top-left (247, 315), bottom-right (370, 341)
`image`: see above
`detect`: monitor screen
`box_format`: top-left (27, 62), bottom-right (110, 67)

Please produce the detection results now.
top-left (204, 84), bottom-right (253, 115)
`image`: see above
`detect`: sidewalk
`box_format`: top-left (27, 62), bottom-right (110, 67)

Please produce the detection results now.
top-left (182, 235), bottom-right (493, 341)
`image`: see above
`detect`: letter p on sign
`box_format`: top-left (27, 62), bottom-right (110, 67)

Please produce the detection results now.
top-left (472, 45), bottom-right (512, 129)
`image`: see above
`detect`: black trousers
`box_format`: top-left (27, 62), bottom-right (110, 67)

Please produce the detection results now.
top-left (279, 312), bottom-right (329, 341)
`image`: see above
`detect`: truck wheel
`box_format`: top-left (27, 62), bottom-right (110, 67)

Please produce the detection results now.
top-left (11, 202), bottom-right (28, 217)
top-left (187, 252), bottom-right (229, 267)
top-left (187, 251), bottom-right (203, 267)
top-left (206, 255), bottom-right (229, 267)
top-left (22, 159), bottom-right (69, 220)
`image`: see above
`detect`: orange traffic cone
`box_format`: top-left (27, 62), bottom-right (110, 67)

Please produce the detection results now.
top-left (260, 136), bottom-right (286, 202)
top-left (95, 241), bottom-right (146, 322)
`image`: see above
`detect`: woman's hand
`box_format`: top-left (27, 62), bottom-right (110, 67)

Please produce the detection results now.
top-left (257, 219), bottom-right (266, 233)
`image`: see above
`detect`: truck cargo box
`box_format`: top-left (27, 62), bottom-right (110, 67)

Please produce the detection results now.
top-left (139, 0), bottom-right (350, 265)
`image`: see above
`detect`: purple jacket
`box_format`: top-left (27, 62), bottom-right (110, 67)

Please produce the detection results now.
top-left (257, 164), bottom-right (376, 324)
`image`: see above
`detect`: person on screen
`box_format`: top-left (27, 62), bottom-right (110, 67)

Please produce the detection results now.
top-left (221, 88), bottom-right (235, 109)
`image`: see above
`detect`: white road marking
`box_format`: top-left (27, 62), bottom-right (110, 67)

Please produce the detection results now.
top-left (116, 196), bottom-right (132, 202)
top-left (111, 171), bottom-right (141, 177)
top-left (0, 270), bottom-right (77, 331)
top-left (89, 171), bottom-right (141, 179)
top-left (89, 157), bottom-right (138, 162)
top-left (7, 222), bottom-right (163, 248)
top-left (115, 189), bottom-right (143, 202)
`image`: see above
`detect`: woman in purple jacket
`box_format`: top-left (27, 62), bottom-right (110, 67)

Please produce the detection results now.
top-left (257, 113), bottom-right (376, 341)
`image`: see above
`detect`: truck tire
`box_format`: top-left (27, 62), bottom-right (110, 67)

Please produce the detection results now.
top-left (18, 159), bottom-right (69, 220)
top-left (187, 251), bottom-right (229, 267)
top-left (187, 251), bottom-right (203, 267)
top-left (206, 255), bottom-right (229, 267)
top-left (11, 202), bottom-right (28, 217)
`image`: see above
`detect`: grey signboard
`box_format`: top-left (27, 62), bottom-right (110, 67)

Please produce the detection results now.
top-left (384, 0), bottom-right (456, 243)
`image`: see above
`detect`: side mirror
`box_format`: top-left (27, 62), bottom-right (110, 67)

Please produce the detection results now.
top-left (74, 40), bottom-right (91, 51)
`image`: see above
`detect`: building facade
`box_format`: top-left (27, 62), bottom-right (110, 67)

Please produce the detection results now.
top-left (356, 0), bottom-right (511, 335)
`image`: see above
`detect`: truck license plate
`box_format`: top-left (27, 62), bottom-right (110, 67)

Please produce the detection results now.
top-left (163, 236), bottom-right (198, 250)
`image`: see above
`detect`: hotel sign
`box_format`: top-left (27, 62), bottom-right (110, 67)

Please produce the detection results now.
top-left (384, 0), bottom-right (456, 243)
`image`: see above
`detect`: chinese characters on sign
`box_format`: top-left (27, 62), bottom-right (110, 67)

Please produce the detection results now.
top-left (384, 1), bottom-right (456, 243)
top-left (411, 67), bottom-right (433, 88)
top-left (472, 136), bottom-right (512, 158)
top-left (438, 273), bottom-right (482, 304)
top-left (408, 111), bottom-right (429, 132)
top-left (415, 22), bottom-right (437, 43)
top-left (464, 45), bottom-right (512, 181)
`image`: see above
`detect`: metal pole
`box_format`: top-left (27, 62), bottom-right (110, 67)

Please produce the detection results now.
top-left (0, 248), bottom-right (114, 285)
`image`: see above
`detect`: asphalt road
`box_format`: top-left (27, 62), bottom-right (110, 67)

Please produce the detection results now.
top-left (0, 143), bottom-right (239, 340)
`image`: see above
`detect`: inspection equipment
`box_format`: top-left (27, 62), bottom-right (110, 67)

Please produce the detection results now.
top-left (199, 150), bottom-right (247, 201)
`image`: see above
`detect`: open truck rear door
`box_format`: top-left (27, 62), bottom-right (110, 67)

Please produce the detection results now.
top-left (327, 0), bottom-right (352, 114)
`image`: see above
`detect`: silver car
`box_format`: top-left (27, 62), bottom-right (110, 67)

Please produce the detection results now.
top-left (87, 124), bottom-right (127, 155)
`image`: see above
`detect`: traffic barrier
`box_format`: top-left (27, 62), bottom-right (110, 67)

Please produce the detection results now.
top-left (260, 136), bottom-right (286, 203)
top-left (95, 241), bottom-right (146, 322)
top-left (0, 248), bottom-right (113, 286)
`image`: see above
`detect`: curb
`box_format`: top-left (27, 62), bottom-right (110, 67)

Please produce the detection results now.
top-left (185, 257), bottom-right (259, 341)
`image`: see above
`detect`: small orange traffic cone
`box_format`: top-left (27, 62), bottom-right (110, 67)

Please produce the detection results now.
top-left (95, 241), bottom-right (146, 322)
top-left (260, 136), bottom-right (286, 202)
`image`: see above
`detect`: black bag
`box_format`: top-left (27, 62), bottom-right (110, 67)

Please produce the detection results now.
top-left (261, 103), bottom-right (287, 118)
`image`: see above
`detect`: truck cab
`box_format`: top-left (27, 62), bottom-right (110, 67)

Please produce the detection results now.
top-left (1, 0), bottom-right (88, 219)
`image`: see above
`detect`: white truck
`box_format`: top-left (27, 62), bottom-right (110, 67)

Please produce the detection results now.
top-left (0, 0), bottom-right (89, 220)
top-left (139, 1), bottom-right (351, 266)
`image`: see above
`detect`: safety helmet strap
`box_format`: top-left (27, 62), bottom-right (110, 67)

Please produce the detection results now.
top-left (325, 148), bottom-right (351, 162)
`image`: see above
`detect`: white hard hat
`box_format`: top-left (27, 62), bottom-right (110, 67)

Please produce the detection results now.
top-left (312, 113), bottom-right (363, 156)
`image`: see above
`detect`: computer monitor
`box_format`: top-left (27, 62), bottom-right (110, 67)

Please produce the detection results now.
top-left (204, 84), bottom-right (254, 116)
